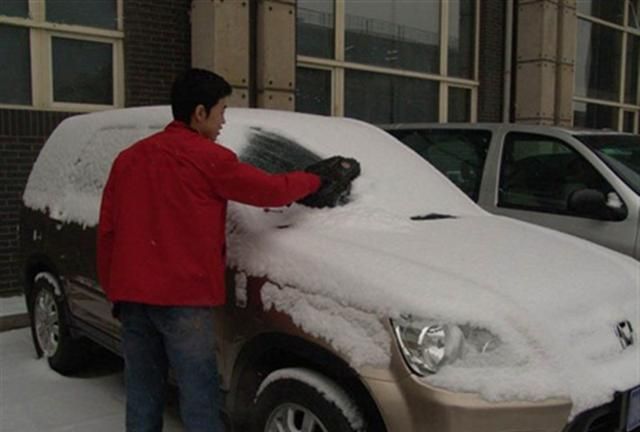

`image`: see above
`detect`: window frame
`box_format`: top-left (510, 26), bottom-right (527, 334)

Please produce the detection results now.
top-left (296, 0), bottom-right (480, 122)
top-left (0, 0), bottom-right (124, 111)
top-left (574, 3), bottom-right (640, 132)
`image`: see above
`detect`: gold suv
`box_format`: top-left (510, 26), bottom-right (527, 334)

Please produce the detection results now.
top-left (21, 107), bottom-right (640, 432)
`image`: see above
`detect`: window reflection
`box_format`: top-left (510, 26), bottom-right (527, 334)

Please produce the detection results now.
top-left (449, 87), bottom-right (471, 122)
top-left (577, 0), bottom-right (624, 25)
top-left (296, 67), bottom-right (331, 115)
top-left (575, 19), bottom-right (622, 101)
top-left (52, 37), bottom-right (113, 104)
top-left (0, 25), bottom-right (31, 105)
top-left (448, 0), bottom-right (475, 79)
top-left (574, 101), bottom-right (618, 129)
top-left (345, 70), bottom-right (438, 123)
top-left (297, 0), bottom-right (334, 58)
top-left (630, 1), bottom-right (640, 28)
top-left (623, 111), bottom-right (636, 132)
top-left (46, 0), bottom-right (117, 29)
top-left (0, 0), bottom-right (28, 18)
top-left (345, 0), bottom-right (440, 73)
top-left (625, 35), bottom-right (639, 104)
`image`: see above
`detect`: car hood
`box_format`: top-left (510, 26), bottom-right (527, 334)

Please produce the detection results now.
top-left (228, 205), bottom-right (640, 415)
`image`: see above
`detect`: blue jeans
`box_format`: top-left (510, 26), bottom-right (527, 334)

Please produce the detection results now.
top-left (119, 302), bottom-right (224, 432)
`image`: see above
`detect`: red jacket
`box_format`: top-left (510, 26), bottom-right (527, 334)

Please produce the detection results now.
top-left (97, 121), bottom-right (321, 306)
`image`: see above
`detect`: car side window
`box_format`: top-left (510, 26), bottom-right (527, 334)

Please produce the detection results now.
top-left (498, 133), bottom-right (612, 215)
top-left (390, 129), bottom-right (491, 201)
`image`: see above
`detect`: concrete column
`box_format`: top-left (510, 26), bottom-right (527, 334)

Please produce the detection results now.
top-left (514, 0), bottom-right (577, 125)
top-left (256, 0), bottom-right (296, 110)
top-left (191, 0), bottom-right (250, 107)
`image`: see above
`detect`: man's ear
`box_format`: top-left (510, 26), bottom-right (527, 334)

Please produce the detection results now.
top-left (192, 104), bottom-right (207, 123)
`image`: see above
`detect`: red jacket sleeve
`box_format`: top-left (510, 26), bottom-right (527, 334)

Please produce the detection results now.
top-left (203, 154), bottom-right (322, 207)
top-left (97, 163), bottom-right (117, 297)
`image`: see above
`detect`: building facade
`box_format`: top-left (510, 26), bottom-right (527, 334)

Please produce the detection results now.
top-left (0, 0), bottom-right (638, 294)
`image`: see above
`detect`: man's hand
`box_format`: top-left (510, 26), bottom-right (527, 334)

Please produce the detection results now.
top-left (298, 156), bottom-right (361, 208)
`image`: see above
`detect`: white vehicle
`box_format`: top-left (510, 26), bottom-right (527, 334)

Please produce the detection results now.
top-left (21, 107), bottom-right (640, 431)
top-left (384, 123), bottom-right (640, 260)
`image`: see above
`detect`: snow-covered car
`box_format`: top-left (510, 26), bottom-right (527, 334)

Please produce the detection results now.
top-left (20, 107), bottom-right (640, 432)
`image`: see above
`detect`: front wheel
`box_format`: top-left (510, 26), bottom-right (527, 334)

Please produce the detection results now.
top-left (252, 368), bottom-right (365, 432)
top-left (29, 272), bottom-right (86, 375)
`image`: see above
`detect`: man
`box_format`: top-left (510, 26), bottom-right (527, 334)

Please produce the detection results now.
top-left (97, 69), bottom-right (331, 431)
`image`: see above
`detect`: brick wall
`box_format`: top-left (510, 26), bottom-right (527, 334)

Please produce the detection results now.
top-left (123, 0), bottom-right (192, 106)
top-left (478, 0), bottom-right (506, 122)
top-left (0, 0), bottom-right (191, 295)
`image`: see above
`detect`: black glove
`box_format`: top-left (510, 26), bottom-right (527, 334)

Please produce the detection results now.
top-left (298, 156), bottom-right (361, 208)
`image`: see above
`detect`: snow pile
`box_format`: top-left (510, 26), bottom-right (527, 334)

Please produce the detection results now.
top-left (22, 107), bottom-right (640, 418)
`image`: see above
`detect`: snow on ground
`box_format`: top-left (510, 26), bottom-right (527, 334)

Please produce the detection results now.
top-left (0, 328), bottom-right (184, 432)
top-left (0, 295), bottom-right (27, 317)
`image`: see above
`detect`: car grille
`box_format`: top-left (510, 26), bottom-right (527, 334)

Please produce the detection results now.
top-left (564, 392), bottom-right (639, 432)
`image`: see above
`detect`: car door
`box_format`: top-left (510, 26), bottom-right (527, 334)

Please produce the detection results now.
top-left (489, 132), bottom-right (637, 256)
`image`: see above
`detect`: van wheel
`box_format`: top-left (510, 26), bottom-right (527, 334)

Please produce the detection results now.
top-left (252, 368), bottom-right (364, 432)
top-left (29, 272), bottom-right (86, 375)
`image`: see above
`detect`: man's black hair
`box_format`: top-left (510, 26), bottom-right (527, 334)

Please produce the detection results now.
top-left (171, 68), bottom-right (232, 123)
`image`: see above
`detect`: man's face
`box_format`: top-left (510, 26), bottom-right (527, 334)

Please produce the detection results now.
top-left (190, 98), bottom-right (227, 140)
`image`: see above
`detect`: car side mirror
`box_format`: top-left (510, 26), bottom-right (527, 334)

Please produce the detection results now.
top-left (567, 189), bottom-right (627, 221)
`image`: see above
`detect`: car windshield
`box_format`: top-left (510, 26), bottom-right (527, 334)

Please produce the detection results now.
top-left (575, 134), bottom-right (640, 195)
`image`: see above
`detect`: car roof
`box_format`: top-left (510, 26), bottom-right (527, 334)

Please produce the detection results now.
top-left (378, 122), bottom-right (634, 137)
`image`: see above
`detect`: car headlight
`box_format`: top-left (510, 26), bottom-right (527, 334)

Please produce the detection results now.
top-left (391, 315), bottom-right (500, 375)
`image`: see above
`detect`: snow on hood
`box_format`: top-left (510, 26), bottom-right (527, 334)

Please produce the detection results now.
top-left (23, 106), bottom-right (640, 417)
top-left (228, 201), bottom-right (640, 415)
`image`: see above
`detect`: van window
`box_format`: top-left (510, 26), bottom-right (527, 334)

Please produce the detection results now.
top-left (499, 133), bottom-right (613, 214)
top-left (388, 128), bottom-right (491, 201)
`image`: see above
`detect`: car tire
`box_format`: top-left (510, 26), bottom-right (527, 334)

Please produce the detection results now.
top-left (29, 272), bottom-right (86, 375)
top-left (252, 368), bottom-right (364, 432)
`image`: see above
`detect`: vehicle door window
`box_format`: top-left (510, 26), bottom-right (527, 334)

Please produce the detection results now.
top-left (499, 133), bottom-right (612, 215)
top-left (389, 129), bottom-right (491, 201)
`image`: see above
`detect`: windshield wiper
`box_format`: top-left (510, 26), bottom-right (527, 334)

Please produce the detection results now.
top-left (410, 213), bottom-right (457, 221)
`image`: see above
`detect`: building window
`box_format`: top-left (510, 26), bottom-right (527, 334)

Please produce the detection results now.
top-left (574, 1), bottom-right (640, 132)
top-left (296, 0), bottom-right (479, 124)
top-left (0, 0), bottom-right (123, 111)
top-left (296, 67), bottom-right (332, 115)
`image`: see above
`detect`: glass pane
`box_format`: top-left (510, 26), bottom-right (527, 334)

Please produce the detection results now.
top-left (345, 70), bottom-right (438, 124)
top-left (345, 0), bottom-right (440, 74)
top-left (575, 19), bottom-right (622, 101)
top-left (296, 67), bottom-right (331, 115)
top-left (389, 129), bottom-right (491, 201)
top-left (573, 101), bottom-right (619, 129)
top-left (630, 1), bottom-right (640, 28)
top-left (623, 111), bottom-right (636, 132)
top-left (46, 0), bottom-right (117, 29)
top-left (625, 35), bottom-right (639, 104)
top-left (297, 0), bottom-right (334, 58)
top-left (577, 0), bottom-right (624, 24)
top-left (52, 37), bottom-right (113, 104)
top-left (499, 133), bottom-right (610, 214)
top-left (448, 0), bottom-right (475, 78)
top-left (0, 25), bottom-right (31, 105)
top-left (0, 0), bottom-right (28, 17)
top-left (448, 87), bottom-right (471, 122)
